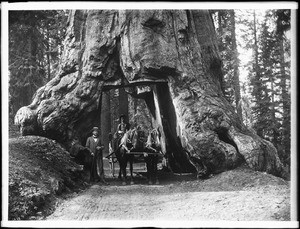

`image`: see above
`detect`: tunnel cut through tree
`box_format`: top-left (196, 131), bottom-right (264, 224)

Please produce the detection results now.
top-left (14, 10), bottom-right (287, 178)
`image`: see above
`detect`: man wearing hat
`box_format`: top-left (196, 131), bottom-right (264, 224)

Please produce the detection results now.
top-left (86, 127), bottom-right (108, 184)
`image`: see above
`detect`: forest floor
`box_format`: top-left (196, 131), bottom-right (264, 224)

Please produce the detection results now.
top-left (46, 166), bottom-right (290, 222)
top-left (8, 125), bottom-right (291, 223)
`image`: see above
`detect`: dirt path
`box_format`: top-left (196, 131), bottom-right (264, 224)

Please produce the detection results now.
top-left (46, 167), bottom-right (290, 221)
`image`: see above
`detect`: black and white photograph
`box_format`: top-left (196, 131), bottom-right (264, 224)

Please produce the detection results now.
top-left (1, 1), bottom-right (298, 228)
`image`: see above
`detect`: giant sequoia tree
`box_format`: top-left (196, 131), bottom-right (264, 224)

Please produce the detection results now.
top-left (14, 10), bottom-right (287, 178)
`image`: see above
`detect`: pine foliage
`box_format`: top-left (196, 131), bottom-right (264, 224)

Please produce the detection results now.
top-left (9, 10), bottom-right (68, 116)
top-left (213, 9), bottom-right (291, 167)
top-left (248, 10), bottom-right (291, 166)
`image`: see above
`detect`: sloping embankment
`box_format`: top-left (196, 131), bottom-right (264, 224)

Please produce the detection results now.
top-left (8, 136), bottom-right (87, 220)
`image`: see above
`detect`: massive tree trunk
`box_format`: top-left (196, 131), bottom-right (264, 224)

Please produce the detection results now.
top-left (14, 10), bottom-right (287, 178)
top-left (100, 91), bottom-right (111, 157)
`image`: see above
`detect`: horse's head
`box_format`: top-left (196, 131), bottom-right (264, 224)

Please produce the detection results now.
top-left (147, 128), bottom-right (161, 149)
top-left (120, 129), bottom-right (134, 148)
top-left (131, 127), bottom-right (145, 149)
top-left (152, 128), bottom-right (161, 140)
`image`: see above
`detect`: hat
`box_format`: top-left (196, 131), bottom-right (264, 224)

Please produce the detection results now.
top-left (119, 114), bottom-right (127, 121)
top-left (119, 114), bottom-right (126, 119)
top-left (92, 127), bottom-right (99, 131)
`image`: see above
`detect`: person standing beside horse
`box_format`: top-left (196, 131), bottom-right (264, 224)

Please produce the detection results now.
top-left (86, 127), bottom-right (109, 185)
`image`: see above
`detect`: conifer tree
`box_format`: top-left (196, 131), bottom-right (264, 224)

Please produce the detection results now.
top-left (9, 10), bottom-right (68, 116)
top-left (248, 9), bottom-right (290, 166)
top-left (212, 10), bottom-right (242, 120)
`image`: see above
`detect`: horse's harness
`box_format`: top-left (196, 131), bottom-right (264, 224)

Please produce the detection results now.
top-left (149, 130), bottom-right (160, 149)
top-left (106, 128), bottom-right (161, 159)
top-left (119, 130), bottom-right (134, 153)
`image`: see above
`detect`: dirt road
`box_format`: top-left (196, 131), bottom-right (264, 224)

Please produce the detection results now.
top-left (46, 166), bottom-right (290, 221)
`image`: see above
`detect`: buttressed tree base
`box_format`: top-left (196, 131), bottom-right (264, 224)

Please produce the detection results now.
top-left (15, 10), bottom-right (287, 178)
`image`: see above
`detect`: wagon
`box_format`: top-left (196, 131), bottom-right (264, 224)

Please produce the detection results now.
top-left (105, 149), bottom-right (163, 177)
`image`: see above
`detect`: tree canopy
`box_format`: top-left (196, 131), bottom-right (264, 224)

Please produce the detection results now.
top-left (211, 9), bottom-right (291, 168)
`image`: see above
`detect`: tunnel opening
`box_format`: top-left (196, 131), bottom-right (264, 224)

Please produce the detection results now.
top-left (101, 81), bottom-right (196, 173)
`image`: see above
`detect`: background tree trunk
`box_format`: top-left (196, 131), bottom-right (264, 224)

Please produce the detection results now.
top-left (14, 9), bottom-right (287, 179)
top-left (278, 34), bottom-right (290, 165)
top-left (229, 10), bottom-right (243, 122)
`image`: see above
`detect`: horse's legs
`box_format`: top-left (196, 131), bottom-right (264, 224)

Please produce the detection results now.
top-left (150, 156), bottom-right (155, 184)
top-left (129, 156), bottom-right (134, 185)
top-left (118, 166), bottom-right (122, 180)
top-left (120, 158), bottom-right (127, 185)
top-left (115, 140), bottom-right (123, 181)
top-left (117, 149), bottom-right (127, 185)
top-left (116, 153), bottom-right (122, 180)
top-left (148, 155), bottom-right (159, 184)
top-left (145, 156), bottom-right (152, 184)
top-left (153, 155), bottom-right (159, 184)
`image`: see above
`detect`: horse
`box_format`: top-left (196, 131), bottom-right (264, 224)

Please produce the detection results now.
top-left (131, 125), bottom-right (146, 152)
top-left (145, 128), bottom-right (162, 185)
top-left (70, 139), bottom-right (94, 182)
top-left (115, 129), bottom-right (135, 185)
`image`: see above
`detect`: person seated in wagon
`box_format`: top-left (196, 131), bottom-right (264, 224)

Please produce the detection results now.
top-left (116, 114), bottom-right (130, 137)
top-left (114, 114), bottom-right (130, 151)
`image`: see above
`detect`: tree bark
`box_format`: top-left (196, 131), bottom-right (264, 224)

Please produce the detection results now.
top-left (14, 10), bottom-right (287, 178)
top-left (278, 34), bottom-right (290, 164)
top-left (252, 10), bottom-right (264, 137)
top-left (101, 91), bottom-right (111, 157)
